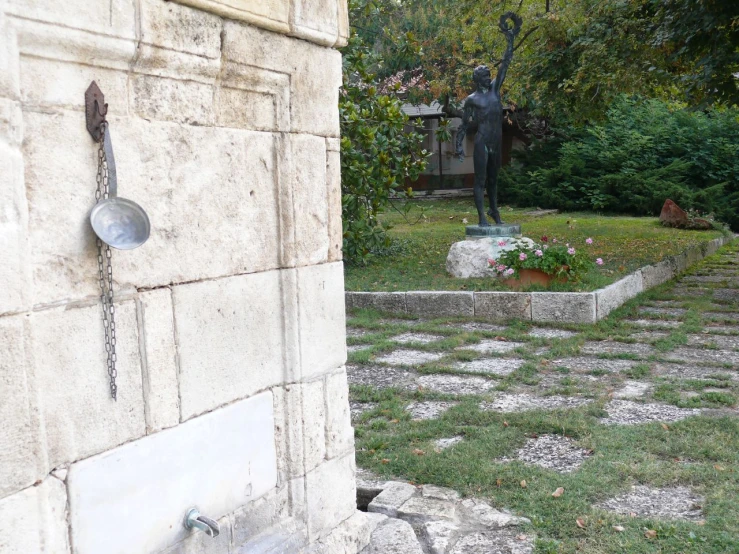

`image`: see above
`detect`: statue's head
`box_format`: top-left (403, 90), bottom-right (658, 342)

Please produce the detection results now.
top-left (473, 65), bottom-right (492, 90)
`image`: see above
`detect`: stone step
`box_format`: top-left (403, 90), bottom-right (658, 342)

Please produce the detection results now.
top-left (361, 517), bottom-right (425, 554)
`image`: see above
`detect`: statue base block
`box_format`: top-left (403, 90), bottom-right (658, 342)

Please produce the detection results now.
top-left (465, 224), bottom-right (521, 239)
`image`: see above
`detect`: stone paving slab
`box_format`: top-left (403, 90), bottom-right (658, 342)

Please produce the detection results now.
top-left (712, 288), bottom-right (739, 302)
top-left (347, 364), bottom-right (418, 390)
top-left (638, 307), bottom-right (688, 317)
top-left (686, 334), bottom-right (739, 349)
top-left (705, 311), bottom-right (739, 322)
top-left (652, 362), bottom-right (738, 381)
top-left (362, 517), bottom-right (424, 554)
top-left (702, 325), bottom-right (739, 335)
top-left (602, 400), bottom-right (700, 425)
top-left (351, 401), bottom-right (378, 420)
top-left (347, 327), bottom-right (371, 338)
top-left (348, 344), bottom-right (373, 353)
top-left (375, 349), bottom-right (445, 366)
top-left (502, 434), bottom-right (592, 473)
top-left (597, 485), bottom-right (704, 521)
top-left (449, 322), bottom-right (508, 333)
top-left (481, 393), bottom-right (592, 413)
top-left (406, 401), bottom-right (458, 420)
top-left (580, 341), bottom-right (656, 357)
top-left (526, 373), bottom-right (601, 392)
top-left (663, 347), bottom-right (739, 365)
top-left (449, 530), bottom-right (534, 554)
top-left (391, 332), bottom-right (446, 344)
top-left (528, 328), bottom-right (579, 339)
top-left (418, 374), bottom-right (496, 395)
top-left (624, 319), bottom-right (682, 329)
top-left (613, 380), bottom-right (653, 399)
top-left (670, 287), bottom-right (708, 298)
top-left (682, 275), bottom-right (735, 283)
top-left (453, 358), bottom-right (525, 376)
top-left (629, 331), bottom-right (670, 342)
top-left (550, 356), bottom-right (641, 374)
top-left (458, 340), bottom-right (526, 354)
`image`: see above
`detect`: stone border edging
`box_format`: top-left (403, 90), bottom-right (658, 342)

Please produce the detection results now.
top-left (346, 235), bottom-right (736, 324)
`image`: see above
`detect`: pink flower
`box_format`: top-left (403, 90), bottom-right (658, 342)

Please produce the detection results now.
top-left (488, 258), bottom-right (496, 266)
top-left (497, 240), bottom-right (507, 247)
top-left (586, 238), bottom-right (593, 245)
top-left (535, 249), bottom-right (543, 257)
top-left (552, 238), bottom-right (558, 243)
top-left (542, 244), bottom-right (548, 250)
top-left (519, 253), bottom-right (527, 261)
top-left (496, 264), bottom-right (507, 272)
top-left (596, 258), bottom-right (604, 265)
top-left (504, 268), bottom-right (515, 276)
top-left (567, 247), bottom-right (576, 255)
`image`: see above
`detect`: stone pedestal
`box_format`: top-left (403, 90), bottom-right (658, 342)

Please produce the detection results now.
top-left (465, 224), bottom-right (521, 240)
top-left (448, 224), bottom-right (531, 278)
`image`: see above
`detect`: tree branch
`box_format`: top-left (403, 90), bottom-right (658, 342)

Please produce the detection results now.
top-left (492, 25), bottom-right (540, 66)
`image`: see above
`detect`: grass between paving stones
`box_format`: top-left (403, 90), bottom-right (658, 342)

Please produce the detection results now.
top-left (348, 242), bottom-right (739, 553)
top-left (344, 199), bottom-right (726, 293)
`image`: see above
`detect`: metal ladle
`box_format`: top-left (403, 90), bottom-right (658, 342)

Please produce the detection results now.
top-left (88, 105), bottom-right (150, 250)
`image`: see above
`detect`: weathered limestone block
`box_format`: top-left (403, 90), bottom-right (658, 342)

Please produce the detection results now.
top-left (294, 379), bottom-right (327, 474)
top-left (7, 0), bottom-right (136, 39)
top-left (326, 139), bottom-right (343, 262)
top-left (172, 0), bottom-right (290, 34)
top-left (596, 271), bottom-right (644, 320)
top-left (531, 292), bottom-right (596, 324)
top-left (131, 75), bottom-right (215, 125)
top-left (474, 292), bottom-right (532, 320)
top-left (136, 288), bottom-right (179, 433)
top-left (325, 371), bottom-right (354, 459)
top-left (173, 270), bottom-right (286, 421)
top-left (363, 518), bottom-right (424, 554)
top-left (0, 5), bottom-right (20, 100)
top-left (0, 478), bottom-right (70, 554)
top-left (641, 259), bottom-right (676, 289)
top-left (0, 315), bottom-right (45, 498)
top-left (139, 0), bottom-right (223, 59)
top-left (222, 21), bottom-right (342, 136)
top-left (368, 482), bottom-right (417, 518)
top-left (306, 454), bottom-right (357, 540)
top-left (0, 134), bottom-right (28, 315)
top-left (67, 391), bottom-right (277, 554)
top-left (298, 262), bottom-right (347, 380)
top-left (303, 511), bottom-right (374, 554)
top-left (347, 292), bottom-right (407, 313)
top-left (281, 134), bottom-right (330, 267)
top-left (231, 485), bottom-right (290, 547)
top-left (290, 0), bottom-right (342, 47)
top-left (30, 301), bottom-right (145, 469)
top-left (407, 291), bottom-right (474, 317)
top-left (397, 496), bottom-right (457, 523)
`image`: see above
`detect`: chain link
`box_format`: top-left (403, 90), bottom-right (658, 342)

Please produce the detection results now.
top-left (95, 122), bottom-right (118, 401)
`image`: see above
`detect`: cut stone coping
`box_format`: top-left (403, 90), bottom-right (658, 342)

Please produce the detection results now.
top-left (501, 434), bottom-right (592, 473)
top-left (480, 393), bottom-right (593, 413)
top-left (347, 364), bottom-right (418, 390)
top-left (597, 485), bottom-right (704, 521)
top-left (457, 339), bottom-right (526, 354)
top-left (528, 327), bottom-right (579, 339)
top-left (390, 332), bottom-right (446, 344)
top-left (374, 349), bottom-right (444, 366)
top-left (346, 236), bottom-right (735, 324)
top-left (550, 357), bottom-right (640, 373)
top-left (602, 399), bottom-right (701, 425)
top-left (406, 401), bottom-right (458, 420)
top-left (453, 358), bottom-right (525, 376)
top-left (418, 374), bottom-right (497, 395)
top-left (435, 436), bottom-right (464, 451)
top-left (465, 223), bottom-right (522, 237)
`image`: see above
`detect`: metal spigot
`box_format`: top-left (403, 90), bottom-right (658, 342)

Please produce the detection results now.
top-left (185, 508), bottom-right (220, 538)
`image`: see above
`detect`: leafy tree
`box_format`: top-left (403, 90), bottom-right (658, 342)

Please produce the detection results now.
top-left (340, 0), bottom-right (429, 264)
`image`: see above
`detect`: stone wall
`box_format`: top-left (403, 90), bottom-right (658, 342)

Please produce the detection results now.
top-left (0, 0), bottom-right (368, 552)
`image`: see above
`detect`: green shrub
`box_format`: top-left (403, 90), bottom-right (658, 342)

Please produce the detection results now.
top-left (503, 96), bottom-right (739, 229)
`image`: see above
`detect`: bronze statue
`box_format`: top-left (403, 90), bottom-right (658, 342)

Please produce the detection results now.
top-left (455, 12), bottom-right (522, 227)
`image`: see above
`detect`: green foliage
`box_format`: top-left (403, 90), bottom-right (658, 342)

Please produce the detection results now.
top-left (492, 237), bottom-right (597, 282)
top-left (340, 0), bottom-right (429, 264)
top-left (505, 96), bottom-right (739, 230)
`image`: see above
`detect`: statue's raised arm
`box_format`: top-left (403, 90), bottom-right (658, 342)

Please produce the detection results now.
top-left (493, 12), bottom-right (522, 93)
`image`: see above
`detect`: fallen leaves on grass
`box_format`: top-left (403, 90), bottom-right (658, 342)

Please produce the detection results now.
top-left (661, 423), bottom-right (670, 431)
top-left (412, 448), bottom-right (425, 456)
top-left (496, 478), bottom-right (503, 488)
top-left (381, 458), bottom-right (390, 464)
top-left (503, 421), bottom-right (509, 427)
top-left (644, 529), bottom-right (657, 539)
top-left (520, 480), bottom-right (527, 488)
top-left (576, 517), bottom-right (586, 529)
top-left (613, 525), bottom-right (625, 532)
top-left (552, 487), bottom-right (564, 498)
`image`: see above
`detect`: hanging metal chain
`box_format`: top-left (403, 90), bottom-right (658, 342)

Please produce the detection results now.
top-left (95, 122), bottom-right (118, 401)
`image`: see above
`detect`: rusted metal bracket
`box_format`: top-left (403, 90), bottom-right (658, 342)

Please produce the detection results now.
top-left (85, 81), bottom-right (108, 141)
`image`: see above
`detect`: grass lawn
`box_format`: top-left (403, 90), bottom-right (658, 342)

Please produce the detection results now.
top-left (348, 242), bottom-right (739, 553)
top-left (344, 199), bottom-right (725, 293)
